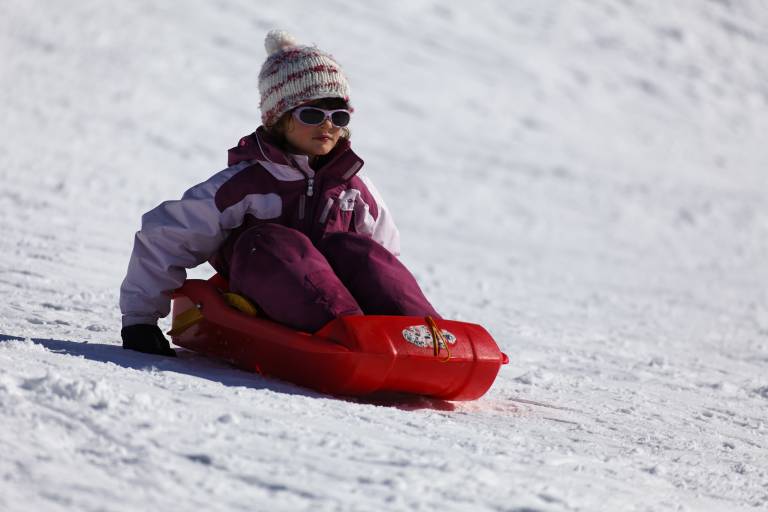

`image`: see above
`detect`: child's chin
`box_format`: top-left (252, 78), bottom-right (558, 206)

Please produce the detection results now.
top-left (310, 143), bottom-right (334, 156)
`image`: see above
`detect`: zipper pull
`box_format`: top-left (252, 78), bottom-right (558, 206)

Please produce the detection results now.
top-left (306, 177), bottom-right (314, 197)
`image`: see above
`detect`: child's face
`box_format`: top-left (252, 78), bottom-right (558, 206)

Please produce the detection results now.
top-left (283, 102), bottom-right (345, 157)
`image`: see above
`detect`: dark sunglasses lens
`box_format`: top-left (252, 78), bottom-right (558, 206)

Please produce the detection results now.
top-left (331, 111), bottom-right (351, 127)
top-left (298, 108), bottom-right (326, 125)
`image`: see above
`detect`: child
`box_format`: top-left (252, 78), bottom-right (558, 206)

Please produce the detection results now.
top-left (120, 30), bottom-right (440, 356)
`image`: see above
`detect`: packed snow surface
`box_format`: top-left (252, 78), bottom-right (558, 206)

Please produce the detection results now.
top-left (2, 1), bottom-right (768, 510)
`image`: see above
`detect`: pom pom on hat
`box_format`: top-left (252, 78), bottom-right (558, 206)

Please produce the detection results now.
top-left (264, 29), bottom-right (298, 56)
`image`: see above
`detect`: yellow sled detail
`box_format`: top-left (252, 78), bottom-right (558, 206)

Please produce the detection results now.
top-left (167, 292), bottom-right (258, 336)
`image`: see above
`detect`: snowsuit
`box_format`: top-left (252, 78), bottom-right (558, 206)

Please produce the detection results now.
top-left (120, 128), bottom-right (439, 332)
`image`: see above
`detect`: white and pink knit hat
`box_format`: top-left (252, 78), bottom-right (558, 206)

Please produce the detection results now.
top-left (258, 30), bottom-right (351, 127)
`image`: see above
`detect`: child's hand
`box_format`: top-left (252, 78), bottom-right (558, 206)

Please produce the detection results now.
top-left (121, 324), bottom-right (177, 357)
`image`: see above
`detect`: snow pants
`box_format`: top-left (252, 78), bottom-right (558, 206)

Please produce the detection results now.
top-left (228, 224), bottom-right (441, 332)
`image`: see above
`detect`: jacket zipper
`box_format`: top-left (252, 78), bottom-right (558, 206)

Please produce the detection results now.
top-left (298, 195), bottom-right (306, 220)
top-left (298, 176), bottom-right (315, 220)
top-left (293, 154), bottom-right (355, 232)
top-left (299, 175), bottom-right (316, 220)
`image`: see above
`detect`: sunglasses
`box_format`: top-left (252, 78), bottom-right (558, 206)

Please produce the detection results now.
top-left (292, 106), bottom-right (351, 128)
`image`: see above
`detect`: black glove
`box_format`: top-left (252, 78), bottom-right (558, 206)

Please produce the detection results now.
top-left (121, 324), bottom-right (177, 357)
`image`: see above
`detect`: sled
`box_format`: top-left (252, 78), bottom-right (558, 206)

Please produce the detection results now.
top-left (169, 275), bottom-right (508, 400)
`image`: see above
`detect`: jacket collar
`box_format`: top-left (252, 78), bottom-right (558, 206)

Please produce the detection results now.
top-left (227, 128), bottom-right (291, 167)
top-left (228, 128), bottom-right (364, 182)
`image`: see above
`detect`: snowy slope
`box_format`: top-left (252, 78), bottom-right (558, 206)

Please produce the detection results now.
top-left (1, 0), bottom-right (768, 510)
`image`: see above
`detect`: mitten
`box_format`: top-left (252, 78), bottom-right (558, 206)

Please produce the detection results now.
top-left (121, 324), bottom-right (177, 357)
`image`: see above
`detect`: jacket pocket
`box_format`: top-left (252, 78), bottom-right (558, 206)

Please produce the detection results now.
top-left (318, 191), bottom-right (357, 234)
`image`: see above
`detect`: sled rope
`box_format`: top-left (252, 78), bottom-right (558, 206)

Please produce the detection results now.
top-left (425, 316), bottom-right (451, 362)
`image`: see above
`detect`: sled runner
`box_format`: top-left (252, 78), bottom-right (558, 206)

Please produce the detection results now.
top-left (169, 276), bottom-right (508, 400)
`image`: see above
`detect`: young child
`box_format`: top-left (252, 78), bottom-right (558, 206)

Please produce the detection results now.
top-left (120, 30), bottom-right (440, 356)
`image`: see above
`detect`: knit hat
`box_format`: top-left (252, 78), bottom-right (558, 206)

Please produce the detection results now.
top-left (258, 30), bottom-right (352, 127)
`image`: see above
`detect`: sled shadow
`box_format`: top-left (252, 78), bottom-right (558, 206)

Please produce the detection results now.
top-left (348, 392), bottom-right (456, 411)
top-left (0, 333), bottom-right (456, 411)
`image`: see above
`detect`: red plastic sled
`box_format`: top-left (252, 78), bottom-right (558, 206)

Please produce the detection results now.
top-left (169, 276), bottom-right (508, 400)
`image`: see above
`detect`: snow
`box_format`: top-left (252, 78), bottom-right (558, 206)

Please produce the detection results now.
top-left (2, 0), bottom-right (768, 510)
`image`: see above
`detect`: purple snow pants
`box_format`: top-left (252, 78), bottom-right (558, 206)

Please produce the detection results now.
top-left (228, 224), bottom-right (441, 332)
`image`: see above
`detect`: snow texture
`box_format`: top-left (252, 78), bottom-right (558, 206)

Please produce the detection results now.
top-left (2, 1), bottom-right (768, 510)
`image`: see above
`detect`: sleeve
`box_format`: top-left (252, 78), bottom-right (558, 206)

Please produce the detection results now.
top-left (119, 165), bottom-right (253, 327)
top-left (119, 197), bottom-right (228, 327)
top-left (356, 175), bottom-right (401, 257)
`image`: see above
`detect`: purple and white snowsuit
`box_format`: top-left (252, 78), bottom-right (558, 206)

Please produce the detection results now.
top-left (120, 128), bottom-right (439, 332)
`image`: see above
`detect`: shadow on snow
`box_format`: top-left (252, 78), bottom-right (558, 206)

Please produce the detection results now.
top-left (0, 333), bottom-right (456, 412)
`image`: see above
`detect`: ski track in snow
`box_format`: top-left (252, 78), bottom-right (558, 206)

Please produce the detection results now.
top-left (1, 1), bottom-right (768, 510)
